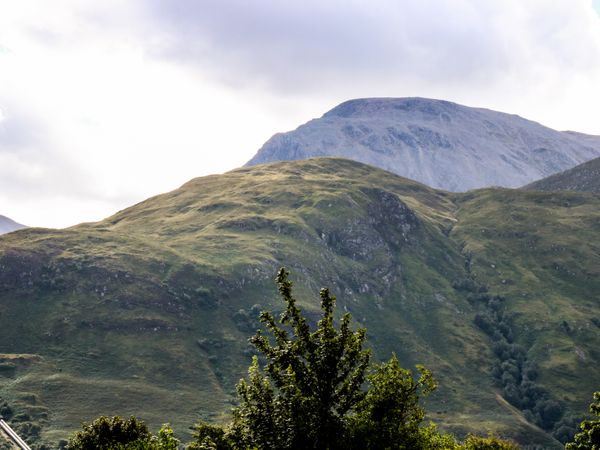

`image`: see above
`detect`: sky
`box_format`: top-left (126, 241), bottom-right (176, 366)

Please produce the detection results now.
top-left (1, 0), bottom-right (600, 228)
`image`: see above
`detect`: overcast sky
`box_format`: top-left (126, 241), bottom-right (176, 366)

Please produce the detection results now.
top-left (2, 0), bottom-right (600, 228)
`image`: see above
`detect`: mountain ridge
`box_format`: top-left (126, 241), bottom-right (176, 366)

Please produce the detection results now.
top-left (247, 97), bottom-right (600, 191)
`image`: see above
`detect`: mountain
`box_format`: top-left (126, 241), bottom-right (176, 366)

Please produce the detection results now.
top-left (0, 158), bottom-right (599, 449)
top-left (525, 155), bottom-right (600, 193)
top-left (0, 215), bottom-right (25, 235)
top-left (246, 98), bottom-right (600, 191)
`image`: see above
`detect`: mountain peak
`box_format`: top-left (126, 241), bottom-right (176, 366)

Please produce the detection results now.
top-left (323, 97), bottom-right (460, 119)
top-left (246, 97), bottom-right (600, 191)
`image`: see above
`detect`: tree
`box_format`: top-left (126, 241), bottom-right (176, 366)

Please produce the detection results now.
top-left (349, 354), bottom-right (439, 449)
top-left (67, 417), bottom-right (178, 450)
top-left (188, 421), bottom-right (230, 450)
top-left (66, 416), bottom-right (151, 450)
top-left (566, 391), bottom-right (600, 450)
top-left (228, 267), bottom-right (371, 449)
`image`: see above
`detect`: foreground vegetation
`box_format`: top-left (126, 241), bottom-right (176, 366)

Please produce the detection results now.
top-left (64, 270), bottom-right (599, 450)
top-left (67, 269), bottom-right (522, 449)
top-left (565, 391), bottom-right (600, 449)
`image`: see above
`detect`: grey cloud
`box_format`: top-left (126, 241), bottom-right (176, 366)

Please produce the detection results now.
top-left (138, 0), bottom-right (521, 93)
top-left (135, 0), bottom-right (600, 97)
top-left (29, 0), bottom-right (598, 97)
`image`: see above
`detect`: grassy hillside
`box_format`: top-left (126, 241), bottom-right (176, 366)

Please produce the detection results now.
top-left (525, 156), bottom-right (600, 193)
top-left (0, 158), bottom-right (597, 448)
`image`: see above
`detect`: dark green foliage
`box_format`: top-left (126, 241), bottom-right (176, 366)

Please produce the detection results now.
top-left (349, 355), bottom-right (438, 449)
top-left (566, 391), bottom-right (600, 449)
top-left (452, 277), bottom-right (487, 294)
top-left (469, 288), bottom-right (564, 435)
top-left (536, 400), bottom-right (563, 429)
top-left (66, 416), bottom-right (151, 450)
top-left (552, 414), bottom-right (582, 444)
top-left (188, 421), bottom-right (230, 450)
top-left (229, 267), bottom-right (371, 449)
top-left (474, 312), bottom-right (497, 338)
top-left (66, 420), bottom-right (178, 450)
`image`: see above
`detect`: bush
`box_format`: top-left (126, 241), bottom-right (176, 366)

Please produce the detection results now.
top-left (349, 355), bottom-right (438, 449)
top-left (67, 420), bottom-right (178, 450)
top-left (66, 416), bottom-right (151, 450)
top-left (461, 434), bottom-right (519, 449)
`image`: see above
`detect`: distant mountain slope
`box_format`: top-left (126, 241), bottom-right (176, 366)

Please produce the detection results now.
top-left (0, 158), bottom-right (598, 449)
top-left (0, 215), bottom-right (25, 235)
top-left (246, 98), bottom-right (600, 191)
top-left (524, 155), bottom-right (600, 193)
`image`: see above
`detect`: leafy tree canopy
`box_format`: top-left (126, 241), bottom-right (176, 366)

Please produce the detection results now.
top-left (66, 416), bottom-right (178, 450)
top-left (566, 391), bottom-right (600, 450)
top-left (228, 267), bottom-right (371, 449)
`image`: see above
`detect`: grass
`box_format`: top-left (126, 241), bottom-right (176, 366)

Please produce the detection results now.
top-left (0, 157), bottom-right (597, 448)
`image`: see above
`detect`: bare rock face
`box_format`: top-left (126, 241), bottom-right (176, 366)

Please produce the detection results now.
top-left (246, 97), bottom-right (600, 191)
top-left (0, 215), bottom-right (25, 235)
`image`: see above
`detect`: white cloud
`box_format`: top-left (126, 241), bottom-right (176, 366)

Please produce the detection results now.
top-left (1, 0), bottom-right (600, 227)
top-left (0, 0), bottom-right (318, 227)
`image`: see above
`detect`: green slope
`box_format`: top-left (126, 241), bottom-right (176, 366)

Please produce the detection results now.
top-left (0, 158), bottom-right (597, 449)
top-left (525, 156), bottom-right (600, 193)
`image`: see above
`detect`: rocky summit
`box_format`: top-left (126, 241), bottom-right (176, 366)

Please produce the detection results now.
top-left (246, 97), bottom-right (600, 191)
